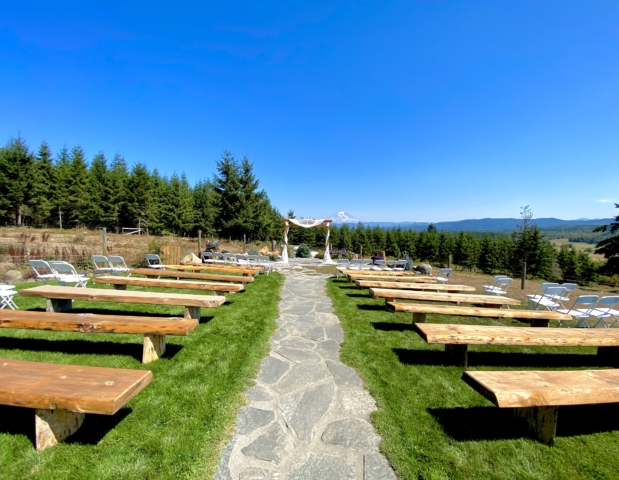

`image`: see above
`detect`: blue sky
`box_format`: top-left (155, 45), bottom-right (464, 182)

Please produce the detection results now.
top-left (1, 1), bottom-right (618, 222)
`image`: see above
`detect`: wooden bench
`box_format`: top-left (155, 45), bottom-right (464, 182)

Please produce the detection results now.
top-left (92, 276), bottom-right (244, 293)
top-left (0, 358), bottom-right (152, 450)
top-left (166, 264), bottom-right (260, 276)
top-left (375, 290), bottom-right (521, 308)
top-left (356, 280), bottom-right (475, 293)
top-left (346, 273), bottom-right (436, 284)
top-left (129, 268), bottom-right (254, 283)
top-left (20, 286), bottom-right (225, 321)
top-left (387, 303), bottom-right (569, 328)
top-left (463, 369), bottom-right (619, 445)
top-left (0, 310), bottom-right (198, 364)
top-left (339, 269), bottom-right (420, 277)
top-left (414, 323), bottom-right (615, 367)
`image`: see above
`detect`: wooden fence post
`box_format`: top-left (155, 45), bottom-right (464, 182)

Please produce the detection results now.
top-left (243, 234), bottom-right (247, 253)
top-left (102, 228), bottom-right (107, 255)
top-left (198, 230), bottom-right (202, 257)
top-left (521, 261), bottom-right (527, 289)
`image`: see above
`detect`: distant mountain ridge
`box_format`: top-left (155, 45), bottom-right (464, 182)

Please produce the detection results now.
top-left (328, 216), bottom-right (612, 231)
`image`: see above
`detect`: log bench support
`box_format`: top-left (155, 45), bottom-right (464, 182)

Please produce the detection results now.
top-left (46, 298), bottom-right (72, 313)
top-left (185, 306), bottom-right (201, 321)
top-left (597, 346), bottom-right (619, 367)
top-left (530, 319), bottom-right (550, 328)
top-left (412, 312), bottom-right (427, 324)
top-left (513, 406), bottom-right (558, 446)
top-left (35, 408), bottom-right (85, 450)
top-left (143, 334), bottom-right (166, 364)
top-left (445, 344), bottom-right (468, 366)
top-left (112, 284), bottom-right (127, 290)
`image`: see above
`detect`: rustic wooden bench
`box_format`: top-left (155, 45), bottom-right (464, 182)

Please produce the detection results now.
top-left (92, 275), bottom-right (244, 293)
top-left (463, 369), bottom-right (619, 445)
top-left (20, 286), bottom-right (225, 321)
top-left (346, 273), bottom-right (436, 284)
top-left (0, 358), bottom-right (152, 450)
top-left (340, 269), bottom-right (420, 277)
top-left (387, 303), bottom-right (568, 328)
top-left (166, 264), bottom-right (261, 276)
top-left (129, 268), bottom-right (253, 283)
top-left (356, 280), bottom-right (475, 293)
top-left (414, 323), bottom-right (614, 367)
top-left (0, 310), bottom-right (198, 364)
top-left (375, 290), bottom-right (521, 308)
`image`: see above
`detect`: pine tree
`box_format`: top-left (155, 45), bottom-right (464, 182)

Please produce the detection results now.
top-left (0, 137), bottom-right (35, 225)
top-left (213, 151), bottom-right (242, 238)
top-left (54, 146), bottom-right (72, 228)
top-left (86, 152), bottom-right (115, 228)
top-left (67, 145), bottom-right (90, 226)
top-left (192, 179), bottom-right (219, 237)
top-left (109, 153), bottom-right (129, 231)
top-left (124, 163), bottom-right (153, 232)
top-left (594, 203), bottom-right (619, 275)
top-left (29, 141), bottom-right (56, 225)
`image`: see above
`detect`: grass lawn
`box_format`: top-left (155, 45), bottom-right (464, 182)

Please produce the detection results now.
top-left (327, 277), bottom-right (619, 479)
top-left (0, 273), bottom-right (283, 479)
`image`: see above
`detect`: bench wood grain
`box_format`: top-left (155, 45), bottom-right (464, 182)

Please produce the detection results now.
top-left (414, 323), bottom-right (619, 366)
top-left (92, 275), bottom-right (243, 293)
top-left (463, 369), bottom-right (619, 445)
top-left (166, 264), bottom-right (260, 276)
top-left (0, 358), bottom-right (152, 449)
top-left (374, 289), bottom-right (521, 308)
top-left (0, 310), bottom-right (198, 363)
top-left (356, 280), bottom-right (475, 293)
top-left (129, 268), bottom-right (253, 283)
top-left (387, 303), bottom-right (569, 327)
top-left (20, 285), bottom-right (225, 321)
top-left (346, 273), bottom-right (436, 284)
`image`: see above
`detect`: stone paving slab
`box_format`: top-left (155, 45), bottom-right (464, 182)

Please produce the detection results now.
top-left (215, 264), bottom-right (396, 480)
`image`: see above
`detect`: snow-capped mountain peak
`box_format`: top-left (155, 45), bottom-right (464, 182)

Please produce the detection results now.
top-left (328, 211), bottom-right (360, 223)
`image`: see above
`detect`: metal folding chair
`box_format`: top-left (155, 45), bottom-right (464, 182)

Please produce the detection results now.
top-left (48, 261), bottom-right (89, 288)
top-left (529, 286), bottom-right (567, 311)
top-left (145, 254), bottom-right (166, 269)
top-left (0, 285), bottom-right (18, 310)
top-left (555, 295), bottom-right (599, 328)
top-left (435, 268), bottom-right (452, 284)
top-left (28, 260), bottom-right (57, 283)
top-left (588, 296), bottom-right (619, 328)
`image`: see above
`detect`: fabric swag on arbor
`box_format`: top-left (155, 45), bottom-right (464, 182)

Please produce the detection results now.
top-left (281, 218), bottom-right (334, 264)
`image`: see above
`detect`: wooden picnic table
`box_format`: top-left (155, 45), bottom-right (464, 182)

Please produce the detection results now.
top-left (0, 358), bottom-right (152, 449)
top-left (129, 268), bottom-right (253, 283)
top-left (463, 369), bottom-right (619, 445)
top-left (356, 280), bottom-right (475, 293)
top-left (388, 303), bottom-right (569, 327)
top-left (373, 289), bottom-right (521, 308)
top-left (414, 322), bottom-right (617, 366)
top-left (92, 275), bottom-right (244, 293)
top-left (20, 285), bottom-right (225, 321)
top-left (0, 310), bottom-right (197, 363)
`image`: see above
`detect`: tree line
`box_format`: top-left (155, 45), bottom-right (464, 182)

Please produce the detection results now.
top-left (0, 137), bottom-right (283, 240)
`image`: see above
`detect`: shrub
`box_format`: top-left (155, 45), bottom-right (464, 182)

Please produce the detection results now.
top-left (148, 239), bottom-right (163, 255)
top-left (296, 244), bottom-right (312, 258)
top-left (248, 248), bottom-right (259, 256)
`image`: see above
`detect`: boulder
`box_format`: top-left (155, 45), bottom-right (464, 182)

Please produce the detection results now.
top-left (180, 253), bottom-right (203, 265)
top-left (415, 263), bottom-right (432, 275)
top-left (3, 270), bottom-right (23, 284)
top-left (259, 246), bottom-right (270, 256)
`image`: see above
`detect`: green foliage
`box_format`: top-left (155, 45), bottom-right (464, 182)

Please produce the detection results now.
top-left (295, 243), bottom-right (312, 258)
top-left (595, 203), bottom-right (619, 274)
top-left (148, 238), bottom-right (163, 255)
top-left (248, 248), bottom-right (259, 256)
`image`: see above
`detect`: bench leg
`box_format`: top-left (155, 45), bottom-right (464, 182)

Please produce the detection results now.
top-left (143, 334), bottom-right (166, 364)
top-left (185, 306), bottom-right (201, 321)
top-left (513, 406), bottom-right (558, 446)
top-left (412, 312), bottom-right (427, 324)
top-left (530, 319), bottom-right (550, 328)
top-left (597, 346), bottom-right (619, 367)
top-left (445, 344), bottom-right (468, 367)
top-left (35, 408), bottom-right (85, 450)
top-left (46, 298), bottom-right (73, 313)
top-left (113, 284), bottom-right (127, 290)
top-left (384, 298), bottom-right (395, 306)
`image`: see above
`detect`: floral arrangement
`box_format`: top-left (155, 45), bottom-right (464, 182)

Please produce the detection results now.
top-left (330, 248), bottom-right (354, 260)
top-left (205, 240), bottom-right (220, 252)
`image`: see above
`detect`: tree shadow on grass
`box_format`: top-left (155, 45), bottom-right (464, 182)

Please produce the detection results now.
top-left (394, 348), bottom-right (613, 368)
top-left (429, 403), bottom-right (619, 442)
top-left (0, 336), bottom-right (183, 362)
top-left (0, 405), bottom-right (132, 447)
top-left (371, 322), bottom-right (411, 332)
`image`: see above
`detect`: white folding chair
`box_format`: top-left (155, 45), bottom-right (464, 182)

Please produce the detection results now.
top-left (393, 260), bottom-right (407, 271)
top-left (108, 255), bottom-right (131, 276)
top-left (554, 283), bottom-right (578, 303)
top-left (48, 261), bottom-right (89, 288)
top-left (482, 275), bottom-right (508, 292)
top-left (146, 254), bottom-right (166, 269)
top-left (361, 259), bottom-right (373, 270)
top-left (202, 252), bottom-right (214, 263)
top-left (527, 283), bottom-right (560, 308)
top-left (588, 296), bottom-right (619, 329)
top-left (435, 268), bottom-right (452, 284)
top-left (348, 259), bottom-right (362, 270)
top-left (28, 259), bottom-right (57, 283)
top-left (236, 254), bottom-right (249, 266)
top-left (529, 286), bottom-right (567, 311)
top-left (483, 277), bottom-right (512, 296)
top-left (211, 253), bottom-right (225, 264)
top-left (556, 295), bottom-right (599, 328)
top-left (335, 259), bottom-right (349, 277)
top-left (257, 255), bottom-right (272, 274)
top-left (91, 255), bottom-right (114, 275)
top-left (0, 285), bottom-right (18, 310)
top-left (372, 260), bottom-right (387, 270)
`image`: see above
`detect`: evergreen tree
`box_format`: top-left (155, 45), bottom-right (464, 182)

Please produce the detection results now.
top-left (213, 151), bottom-right (242, 238)
top-left (0, 137), bottom-right (35, 225)
top-left (86, 152), bottom-right (115, 228)
top-left (109, 153), bottom-right (129, 231)
top-left (124, 163), bottom-right (153, 232)
top-left (594, 203), bottom-right (619, 274)
top-left (54, 146), bottom-right (72, 228)
top-left (29, 141), bottom-right (56, 225)
top-left (66, 145), bottom-right (90, 226)
top-left (192, 179), bottom-right (219, 236)
top-left (168, 173), bottom-right (195, 235)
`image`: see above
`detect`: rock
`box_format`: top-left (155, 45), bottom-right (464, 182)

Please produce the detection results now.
top-left (279, 336), bottom-right (315, 349)
top-left (273, 364), bottom-right (329, 395)
top-left (302, 326), bottom-right (325, 341)
top-left (326, 360), bottom-right (363, 387)
top-left (325, 324), bottom-right (344, 343)
top-left (245, 385), bottom-right (273, 402)
top-left (180, 252), bottom-right (202, 265)
top-left (277, 383), bottom-right (334, 441)
top-left (258, 246), bottom-right (270, 256)
top-left (276, 347), bottom-right (321, 364)
top-left (321, 418), bottom-right (380, 452)
top-left (364, 454), bottom-right (397, 480)
top-left (315, 339), bottom-right (340, 360)
top-left (288, 453), bottom-right (355, 480)
top-left (235, 407), bottom-right (275, 435)
top-left (257, 356), bottom-right (290, 384)
top-left (239, 467), bottom-right (272, 480)
top-left (213, 438), bottom-right (236, 480)
top-left (3, 270), bottom-right (22, 284)
top-left (338, 390), bottom-right (377, 416)
top-left (415, 263), bottom-right (432, 275)
top-left (241, 423), bottom-right (292, 465)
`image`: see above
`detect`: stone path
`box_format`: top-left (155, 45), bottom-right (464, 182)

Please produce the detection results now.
top-left (215, 265), bottom-right (396, 480)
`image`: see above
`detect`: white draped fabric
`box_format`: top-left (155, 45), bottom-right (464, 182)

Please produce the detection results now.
top-left (281, 218), bottom-right (335, 265)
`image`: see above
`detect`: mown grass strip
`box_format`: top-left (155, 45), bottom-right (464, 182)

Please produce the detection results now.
top-left (0, 273), bottom-right (283, 479)
top-left (327, 277), bottom-right (619, 479)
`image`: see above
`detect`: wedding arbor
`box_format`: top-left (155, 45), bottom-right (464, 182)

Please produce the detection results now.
top-left (281, 218), bottom-right (334, 264)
